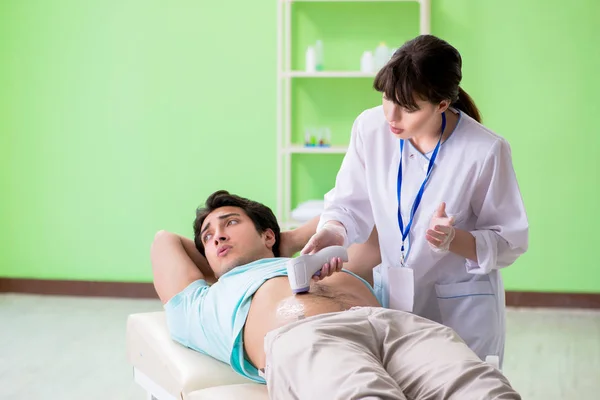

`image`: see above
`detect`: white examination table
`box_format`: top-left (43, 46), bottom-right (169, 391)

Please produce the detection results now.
top-left (126, 312), bottom-right (268, 400)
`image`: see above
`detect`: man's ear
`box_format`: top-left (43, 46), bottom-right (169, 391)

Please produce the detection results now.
top-left (262, 229), bottom-right (276, 250)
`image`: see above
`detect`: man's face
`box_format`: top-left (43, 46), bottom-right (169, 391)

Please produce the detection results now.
top-left (199, 206), bottom-right (276, 278)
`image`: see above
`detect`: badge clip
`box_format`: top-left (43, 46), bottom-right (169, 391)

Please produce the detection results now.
top-left (400, 241), bottom-right (406, 267)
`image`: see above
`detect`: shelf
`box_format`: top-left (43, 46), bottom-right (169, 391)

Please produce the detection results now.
top-left (282, 71), bottom-right (377, 78)
top-left (284, 145), bottom-right (348, 154)
top-left (283, 0), bottom-right (421, 3)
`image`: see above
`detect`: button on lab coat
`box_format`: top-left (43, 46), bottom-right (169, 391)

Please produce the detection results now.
top-left (319, 106), bottom-right (529, 361)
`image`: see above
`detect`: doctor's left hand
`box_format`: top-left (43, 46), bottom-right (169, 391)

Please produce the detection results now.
top-left (312, 256), bottom-right (344, 282)
top-left (426, 202), bottom-right (456, 252)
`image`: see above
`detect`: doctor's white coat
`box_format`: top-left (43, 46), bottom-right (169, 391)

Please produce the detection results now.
top-left (319, 106), bottom-right (529, 361)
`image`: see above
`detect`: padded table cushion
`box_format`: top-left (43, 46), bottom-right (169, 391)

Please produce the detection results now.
top-left (185, 384), bottom-right (268, 400)
top-left (126, 312), bottom-right (265, 398)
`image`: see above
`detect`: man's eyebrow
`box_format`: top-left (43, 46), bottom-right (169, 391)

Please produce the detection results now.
top-left (219, 212), bottom-right (241, 220)
top-left (200, 222), bottom-right (211, 237)
top-left (200, 213), bottom-right (241, 237)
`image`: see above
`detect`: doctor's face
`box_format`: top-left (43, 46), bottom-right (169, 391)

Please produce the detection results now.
top-left (382, 95), bottom-right (448, 140)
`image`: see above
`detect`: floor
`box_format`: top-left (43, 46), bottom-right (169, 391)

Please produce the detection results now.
top-left (1, 293), bottom-right (599, 400)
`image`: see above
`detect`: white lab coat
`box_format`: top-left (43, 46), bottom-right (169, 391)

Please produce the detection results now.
top-left (319, 106), bottom-right (529, 362)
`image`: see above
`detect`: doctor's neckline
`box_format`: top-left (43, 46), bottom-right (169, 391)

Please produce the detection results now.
top-left (409, 108), bottom-right (462, 159)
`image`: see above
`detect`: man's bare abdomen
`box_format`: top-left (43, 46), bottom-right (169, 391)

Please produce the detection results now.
top-left (243, 272), bottom-right (380, 369)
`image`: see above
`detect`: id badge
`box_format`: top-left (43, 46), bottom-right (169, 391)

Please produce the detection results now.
top-left (387, 266), bottom-right (414, 312)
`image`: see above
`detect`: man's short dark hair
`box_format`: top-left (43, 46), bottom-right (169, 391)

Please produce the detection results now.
top-left (193, 190), bottom-right (281, 258)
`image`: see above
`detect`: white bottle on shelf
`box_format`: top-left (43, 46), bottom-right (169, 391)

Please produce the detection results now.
top-left (374, 42), bottom-right (390, 70)
top-left (315, 40), bottom-right (324, 71)
top-left (360, 51), bottom-right (375, 73)
top-left (305, 46), bottom-right (316, 73)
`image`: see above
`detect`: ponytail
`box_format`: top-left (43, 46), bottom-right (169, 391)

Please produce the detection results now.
top-left (453, 87), bottom-right (481, 123)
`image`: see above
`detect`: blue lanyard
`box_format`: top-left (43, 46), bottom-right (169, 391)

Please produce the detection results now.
top-left (397, 112), bottom-right (446, 264)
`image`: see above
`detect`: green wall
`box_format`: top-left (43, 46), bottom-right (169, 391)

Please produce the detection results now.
top-left (0, 0), bottom-right (277, 281)
top-left (434, 0), bottom-right (600, 292)
top-left (1, 0), bottom-right (598, 293)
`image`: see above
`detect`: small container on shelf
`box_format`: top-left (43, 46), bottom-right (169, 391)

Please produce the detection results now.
top-left (304, 127), bottom-right (332, 147)
top-left (304, 128), bottom-right (317, 146)
top-left (319, 127), bottom-right (331, 147)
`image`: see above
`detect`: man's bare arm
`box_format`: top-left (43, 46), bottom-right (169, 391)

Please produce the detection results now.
top-left (177, 234), bottom-right (216, 284)
top-left (279, 216), bottom-right (320, 257)
top-left (151, 230), bottom-right (215, 304)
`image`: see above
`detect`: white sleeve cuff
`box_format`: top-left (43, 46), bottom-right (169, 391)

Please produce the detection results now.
top-left (465, 230), bottom-right (498, 275)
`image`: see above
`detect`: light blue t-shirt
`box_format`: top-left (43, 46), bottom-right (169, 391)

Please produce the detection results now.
top-left (164, 257), bottom-right (375, 383)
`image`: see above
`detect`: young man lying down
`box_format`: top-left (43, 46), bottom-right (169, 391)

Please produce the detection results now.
top-left (151, 190), bottom-right (521, 400)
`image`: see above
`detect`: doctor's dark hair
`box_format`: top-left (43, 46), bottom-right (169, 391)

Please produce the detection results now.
top-left (374, 34), bottom-right (482, 123)
top-left (193, 190), bottom-right (281, 258)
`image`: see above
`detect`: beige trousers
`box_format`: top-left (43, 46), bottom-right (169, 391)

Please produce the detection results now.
top-left (263, 307), bottom-right (520, 400)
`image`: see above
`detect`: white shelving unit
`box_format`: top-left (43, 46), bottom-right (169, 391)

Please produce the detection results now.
top-left (285, 145), bottom-right (349, 154)
top-left (283, 71), bottom-right (377, 78)
top-left (276, 0), bottom-right (430, 230)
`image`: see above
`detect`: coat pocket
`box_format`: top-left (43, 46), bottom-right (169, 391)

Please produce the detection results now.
top-left (435, 280), bottom-right (500, 360)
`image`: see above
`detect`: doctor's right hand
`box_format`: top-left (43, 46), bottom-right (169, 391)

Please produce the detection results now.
top-left (301, 221), bottom-right (348, 255)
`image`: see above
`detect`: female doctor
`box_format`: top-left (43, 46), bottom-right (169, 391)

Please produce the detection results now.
top-left (282, 34), bottom-right (529, 364)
